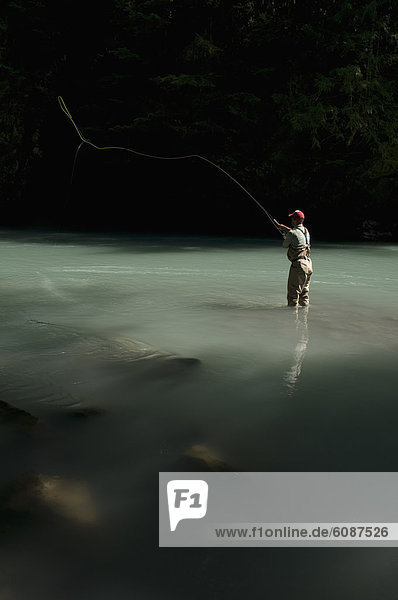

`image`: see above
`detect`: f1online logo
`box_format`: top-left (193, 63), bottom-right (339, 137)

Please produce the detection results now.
top-left (167, 480), bottom-right (208, 531)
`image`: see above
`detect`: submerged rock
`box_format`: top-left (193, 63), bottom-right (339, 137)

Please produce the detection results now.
top-left (27, 320), bottom-right (201, 369)
top-left (0, 400), bottom-right (39, 432)
top-left (0, 321), bottom-right (201, 414)
top-left (148, 356), bottom-right (201, 378)
top-left (180, 445), bottom-right (232, 472)
top-left (65, 407), bottom-right (105, 420)
top-left (0, 473), bottom-right (99, 527)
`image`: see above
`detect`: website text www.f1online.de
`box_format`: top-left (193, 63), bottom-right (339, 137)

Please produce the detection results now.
top-left (214, 525), bottom-right (390, 541)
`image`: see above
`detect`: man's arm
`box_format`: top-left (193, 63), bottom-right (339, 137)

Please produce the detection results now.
top-left (282, 230), bottom-right (293, 248)
top-left (274, 220), bottom-right (291, 233)
top-left (274, 220), bottom-right (292, 246)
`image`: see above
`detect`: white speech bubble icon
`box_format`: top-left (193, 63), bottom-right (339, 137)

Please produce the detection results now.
top-left (167, 480), bottom-right (208, 532)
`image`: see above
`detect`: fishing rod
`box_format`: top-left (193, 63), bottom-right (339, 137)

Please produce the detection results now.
top-left (58, 96), bottom-right (283, 235)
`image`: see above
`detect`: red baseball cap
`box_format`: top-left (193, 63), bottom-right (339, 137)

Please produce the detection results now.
top-left (288, 210), bottom-right (305, 220)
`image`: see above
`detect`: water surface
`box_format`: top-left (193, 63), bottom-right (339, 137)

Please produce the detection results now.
top-left (1, 229), bottom-right (397, 599)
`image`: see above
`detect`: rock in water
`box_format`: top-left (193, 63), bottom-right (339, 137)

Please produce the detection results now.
top-left (65, 407), bottom-right (105, 420)
top-left (148, 356), bottom-right (201, 378)
top-left (180, 445), bottom-right (232, 471)
top-left (0, 473), bottom-right (99, 526)
top-left (0, 400), bottom-right (38, 432)
top-left (26, 320), bottom-right (201, 368)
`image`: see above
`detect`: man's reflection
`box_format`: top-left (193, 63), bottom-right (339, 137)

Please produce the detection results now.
top-left (283, 306), bottom-right (309, 397)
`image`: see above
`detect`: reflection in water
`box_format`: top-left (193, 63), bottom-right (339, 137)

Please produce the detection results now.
top-left (283, 306), bottom-right (309, 397)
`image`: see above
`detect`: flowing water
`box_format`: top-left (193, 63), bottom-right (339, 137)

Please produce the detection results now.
top-left (1, 229), bottom-right (398, 599)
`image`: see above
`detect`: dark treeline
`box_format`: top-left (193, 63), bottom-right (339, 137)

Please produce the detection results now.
top-left (1, 0), bottom-right (398, 239)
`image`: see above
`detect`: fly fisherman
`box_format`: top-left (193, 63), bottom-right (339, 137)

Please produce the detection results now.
top-left (275, 210), bottom-right (313, 307)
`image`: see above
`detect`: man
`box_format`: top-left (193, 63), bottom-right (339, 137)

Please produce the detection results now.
top-left (275, 210), bottom-right (313, 307)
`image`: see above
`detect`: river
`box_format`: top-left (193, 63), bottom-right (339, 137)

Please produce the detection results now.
top-left (1, 229), bottom-right (398, 599)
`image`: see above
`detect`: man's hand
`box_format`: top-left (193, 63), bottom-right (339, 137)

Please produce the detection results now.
top-left (274, 220), bottom-right (291, 232)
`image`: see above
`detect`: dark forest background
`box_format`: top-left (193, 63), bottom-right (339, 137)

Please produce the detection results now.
top-left (1, 0), bottom-right (398, 240)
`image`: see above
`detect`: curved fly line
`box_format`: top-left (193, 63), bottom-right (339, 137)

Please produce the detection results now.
top-left (58, 96), bottom-right (282, 234)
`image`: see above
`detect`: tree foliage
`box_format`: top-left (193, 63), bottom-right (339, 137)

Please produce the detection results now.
top-left (1, 0), bottom-right (397, 238)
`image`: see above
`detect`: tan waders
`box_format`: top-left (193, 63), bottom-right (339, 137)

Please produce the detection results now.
top-left (287, 257), bottom-right (313, 307)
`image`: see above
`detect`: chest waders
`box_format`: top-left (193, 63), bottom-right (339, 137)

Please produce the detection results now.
top-left (287, 226), bottom-right (313, 306)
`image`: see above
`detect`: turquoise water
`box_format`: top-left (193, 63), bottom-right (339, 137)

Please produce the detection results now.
top-left (1, 229), bottom-right (398, 599)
